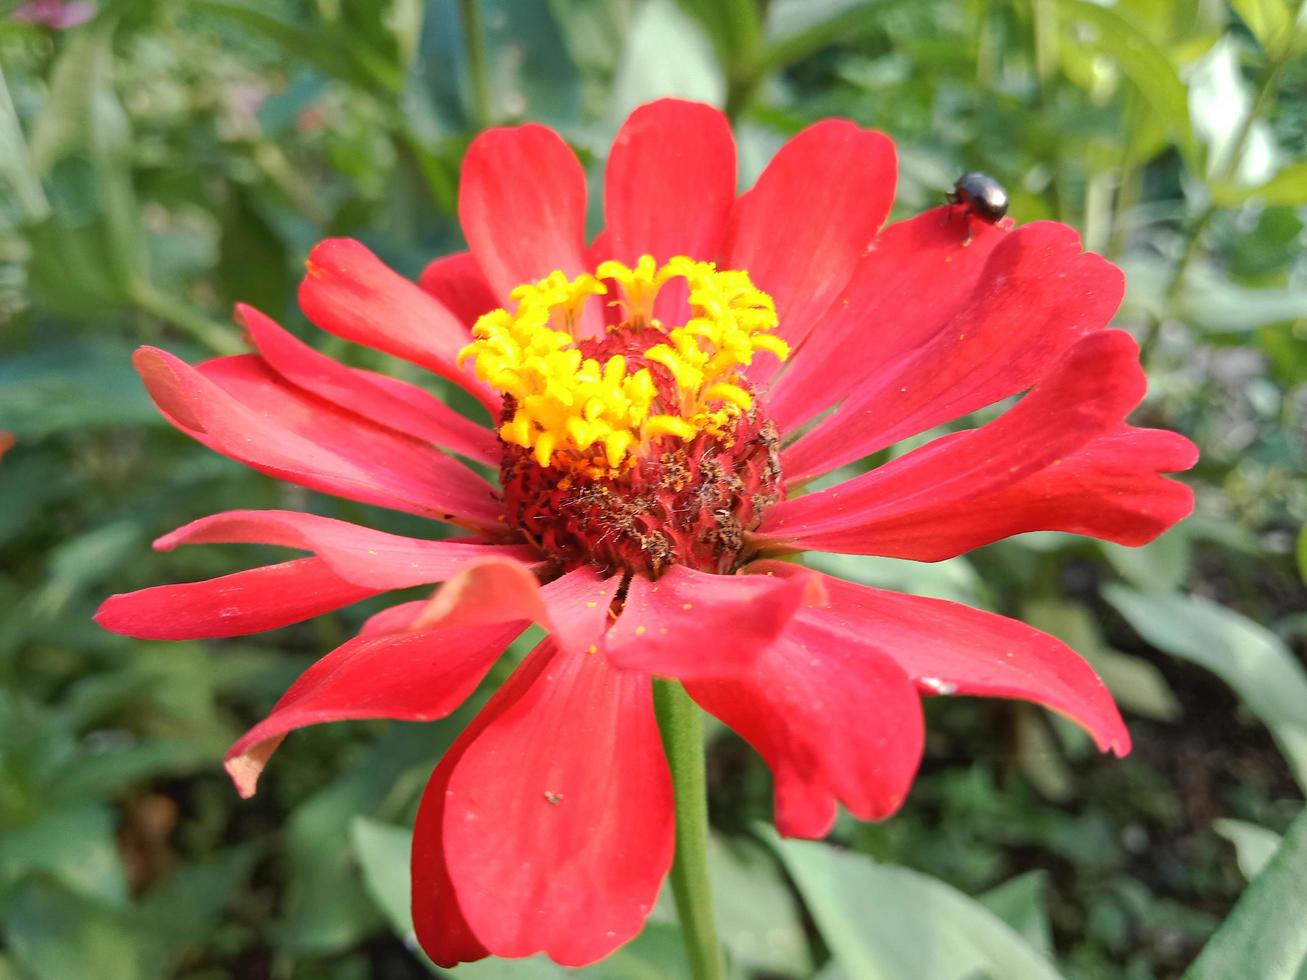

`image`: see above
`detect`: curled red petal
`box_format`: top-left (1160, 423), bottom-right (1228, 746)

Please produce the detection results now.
top-left (224, 611), bottom-right (523, 797)
top-left (412, 561), bottom-right (619, 656)
top-left (95, 557), bottom-right (379, 640)
top-left (133, 347), bottom-right (502, 529)
top-left (782, 220), bottom-right (1124, 482)
top-left (724, 119), bottom-right (896, 387)
top-left (238, 304), bottom-right (497, 465)
top-left (413, 636), bottom-right (673, 967)
top-left (297, 238), bottom-right (498, 412)
top-left (758, 330), bottom-right (1147, 549)
top-left (605, 99), bottom-right (736, 266)
top-left (155, 509), bottom-right (538, 590)
top-left (752, 561), bottom-right (1131, 756)
top-left (605, 564), bottom-right (826, 678)
top-left (417, 250), bottom-right (501, 328)
top-left (685, 616), bottom-right (923, 838)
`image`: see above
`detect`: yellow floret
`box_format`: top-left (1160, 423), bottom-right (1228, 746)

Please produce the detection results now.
top-left (458, 256), bottom-right (788, 474)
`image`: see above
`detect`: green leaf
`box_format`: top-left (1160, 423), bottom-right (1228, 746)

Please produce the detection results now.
top-left (1022, 597), bottom-right (1181, 723)
top-left (1213, 160), bottom-right (1307, 207)
top-left (1184, 807), bottom-right (1307, 980)
top-left (194, 1), bottom-right (402, 94)
top-left (807, 552), bottom-right (983, 605)
top-left (0, 804), bottom-right (127, 907)
top-left (708, 833), bottom-right (814, 977)
top-left (767, 831), bottom-right (1063, 980)
top-left (674, 0), bottom-right (762, 73)
top-left (1297, 525), bottom-right (1306, 584)
top-left (25, 26), bottom-right (146, 300)
top-left (1231, 0), bottom-right (1296, 55)
top-left (1213, 819), bottom-right (1284, 881)
top-left (603, 0), bottom-right (725, 131)
top-left (979, 872), bottom-right (1054, 956)
top-left (5, 877), bottom-right (165, 980)
top-left (0, 336), bottom-right (159, 440)
top-left (1104, 587), bottom-right (1307, 792)
top-left (1052, 0), bottom-right (1200, 171)
top-left (351, 816), bottom-right (420, 950)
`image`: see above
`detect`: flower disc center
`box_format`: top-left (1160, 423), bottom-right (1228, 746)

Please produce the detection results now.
top-left (461, 256), bottom-right (789, 577)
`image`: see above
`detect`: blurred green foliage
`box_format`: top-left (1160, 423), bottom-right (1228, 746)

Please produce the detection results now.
top-left (1, 0), bottom-right (1305, 977)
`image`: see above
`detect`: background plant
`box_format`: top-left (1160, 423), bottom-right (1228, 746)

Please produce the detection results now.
top-left (1, 0), bottom-right (1304, 977)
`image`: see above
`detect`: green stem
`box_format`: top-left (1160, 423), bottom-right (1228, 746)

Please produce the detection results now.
top-left (654, 680), bottom-right (724, 980)
top-left (458, 0), bottom-right (492, 129)
top-left (132, 284), bottom-right (243, 356)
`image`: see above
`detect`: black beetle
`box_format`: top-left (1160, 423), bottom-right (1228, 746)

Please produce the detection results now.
top-left (946, 171), bottom-right (1009, 244)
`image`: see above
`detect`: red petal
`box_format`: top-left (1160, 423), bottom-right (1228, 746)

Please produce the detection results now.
top-left (412, 561), bottom-right (618, 656)
top-left (224, 611), bottom-right (523, 797)
top-left (798, 427), bottom-right (1197, 561)
top-left (95, 557), bottom-right (378, 640)
top-left (297, 238), bottom-right (498, 412)
top-left (605, 99), bottom-right (736, 265)
top-left (751, 561), bottom-right (1131, 755)
top-left (685, 616), bottom-right (923, 838)
top-left (723, 120), bottom-right (896, 386)
top-left (238, 304), bottom-right (498, 465)
top-left (133, 348), bottom-right (502, 529)
top-left (413, 636), bottom-right (673, 967)
top-left (758, 330), bottom-right (1147, 550)
top-left (782, 221), bottom-right (1124, 482)
top-left (763, 207), bottom-right (1009, 435)
top-left (156, 509), bottom-right (538, 590)
top-left (417, 251), bottom-right (500, 328)
top-left (605, 565), bottom-right (826, 678)
top-left (459, 124), bottom-right (599, 334)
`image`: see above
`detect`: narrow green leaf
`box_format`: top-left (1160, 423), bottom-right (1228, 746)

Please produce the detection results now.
top-left (767, 831), bottom-right (1063, 980)
top-left (1213, 819), bottom-right (1284, 881)
top-left (979, 872), bottom-right (1054, 956)
top-left (1052, 0), bottom-right (1200, 171)
top-left (1298, 525), bottom-right (1307, 585)
top-left (1104, 587), bottom-right (1307, 792)
top-left (1212, 159), bottom-right (1307, 207)
top-left (1184, 807), bottom-right (1307, 979)
top-left (1231, 0), bottom-right (1295, 55)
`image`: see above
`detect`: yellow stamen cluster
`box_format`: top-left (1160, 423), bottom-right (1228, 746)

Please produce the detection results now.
top-left (458, 255), bottom-right (788, 475)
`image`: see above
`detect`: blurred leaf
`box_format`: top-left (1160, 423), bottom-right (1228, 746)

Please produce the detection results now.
top-left (1123, 255), bottom-right (1307, 332)
top-left (1188, 36), bottom-right (1279, 185)
top-left (807, 552), bottom-right (983, 605)
top-left (709, 833), bottom-right (813, 977)
top-left (1213, 160), bottom-right (1307, 207)
top-left (1052, 0), bottom-right (1200, 171)
top-left (278, 723), bottom-right (454, 955)
top-left (5, 877), bottom-right (163, 980)
top-left (1100, 532), bottom-right (1191, 592)
top-left (218, 183), bottom-right (292, 314)
top-left (28, 26), bottom-right (146, 297)
top-left (1104, 587), bottom-right (1307, 792)
top-left (194, 1), bottom-right (402, 94)
top-left (768, 831), bottom-right (1062, 980)
top-left (1298, 526), bottom-right (1307, 584)
top-left (139, 845), bottom-right (259, 951)
top-left (1022, 597), bottom-right (1182, 723)
top-left (0, 803), bottom-right (127, 907)
top-left (1213, 818), bottom-right (1284, 880)
top-left (603, 0), bottom-right (725, 133)
top-left (1015, 706), bottom-right (1076, 802)
top-left (0, 335), bottom-right (158, 439)
top-left (674, 0), bottom-right (761, 73)
top-left (353, 817), bottom-right (690, 978)
top-left (979, 871), bottom-right (1054, 956)
top-left (406, 0), bottom-right (582, 139)
top-left (351, 815), bottom-right (421, 953)
top-left (1231, 0), bottom-right (1296, 55)
top-left (1184, 806), bottom-right (1307, 980)
top-left (760, 0), bottom-right (908, 73)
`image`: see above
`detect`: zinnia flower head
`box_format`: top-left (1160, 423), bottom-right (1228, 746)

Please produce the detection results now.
top-left (97, 99), bottom-right (1197, 967)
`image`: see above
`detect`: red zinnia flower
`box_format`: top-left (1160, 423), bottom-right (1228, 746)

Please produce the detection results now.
top-left (97, 99), bottom-right (1196, 967)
